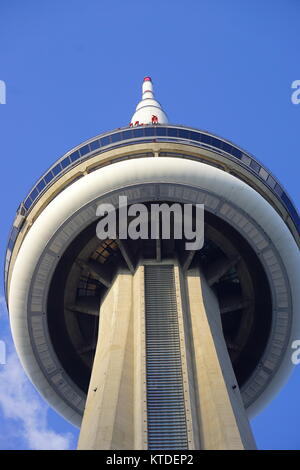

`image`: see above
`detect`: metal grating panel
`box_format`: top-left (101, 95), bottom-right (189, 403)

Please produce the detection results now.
top-left (144, 265), bottom-right (188, 450)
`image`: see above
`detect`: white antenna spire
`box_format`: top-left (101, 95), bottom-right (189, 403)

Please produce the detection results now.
top-left (130, 77), bottom-right (168, 126)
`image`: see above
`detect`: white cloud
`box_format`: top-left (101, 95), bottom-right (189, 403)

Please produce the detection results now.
top-left (0, 293), bottom-right (75, 449)
top-left (0, 352), bottom-right (74, 450)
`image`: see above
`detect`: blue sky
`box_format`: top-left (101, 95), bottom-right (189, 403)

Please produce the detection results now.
top-left (0, 0), bottom-right (299, 450)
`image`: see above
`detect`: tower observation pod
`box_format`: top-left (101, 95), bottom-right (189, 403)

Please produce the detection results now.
top-left (5, 77), bottom-right (300, 450)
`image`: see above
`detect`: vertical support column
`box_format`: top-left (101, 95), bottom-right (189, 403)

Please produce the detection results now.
top-left (133, 265), bottom-right (148, 449)
top-left (185, 267), bottom-right (256, 450)
top-left (77, 266), bottom-right (147, 450)
top-left (77, 262), bottom-right (254, 450)
top-left (77, 269), bottom-right (134, 449)
top-left (173, 263), bottom-right (197, 449)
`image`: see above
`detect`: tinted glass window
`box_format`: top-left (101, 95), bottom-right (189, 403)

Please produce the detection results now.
top-left (167, 128), bottom-right (177, 137)
top-left (210, 137), bottom-right (220, 148)
top-left (133, 128), bottom-right (144, 137)
top-left (267, 174), bottom-right (276, 188)
top-left (222, 142), bottom-right (232, 154)
top-left (70, 150), bottom-right (80, 162)
top-left (52, 163), bottom-right (62, 176)
top-left (190, 131), bottom-right (200, 141)
top-left (281, 193), bottom-right (293, 212)
top-left (282, 193), bottom-right (300, 230)
top-left (80, 145), bottom-right (90, 156)
top-left (90, 140), bottom-right (100, 151)
top-left (61, 157), bottom-right (70, 168)
top-left (241, 154), bottom-right (251, 165)
top-left (201, 134), bottom-right (211, 144)
top-left (250, 160), bottom-right (260, 173)
top-left (111, 132), bottom-right (122, 143)
top-left (29, 188), bottom-right (38, 201)
top-left (44, 171), bottom-right (54, 183)
top-left (24, 198), bottom-right (32, 210)
top-left (259, 167), bottom-right (268, 180)
top-left (274, 184), bottom-right (283, 197)
top-left (8, 239), bottom-right (15, 251)
top-left (37, 179), bottom-right (46, 192)
top-left (156, 127), bottom-right (167, 136)
top-left (10, 226), bottom-right (18, 242)
top-left (122, 130), bottom-right (133, 140)
top-left (145, 127), bottom-right (155, 136)
top-left (231, 147), bottom-right (242, 159)
top-left (178, 129), bottom-right (188, 139)
top-left (100, 136), bottom-right (110, 147)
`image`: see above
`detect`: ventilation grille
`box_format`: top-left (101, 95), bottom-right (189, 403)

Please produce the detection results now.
top-left (144, 264), bottom-right (188, 450)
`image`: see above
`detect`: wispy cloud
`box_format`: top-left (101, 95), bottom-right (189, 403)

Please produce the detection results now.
top-left (0, 295), bottom-right (75, 450)
top-left (0, 352), bottom-right (74, 450)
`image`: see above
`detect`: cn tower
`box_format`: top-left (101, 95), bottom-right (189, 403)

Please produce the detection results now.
top-left (5, 77), bottom-right (300, 450)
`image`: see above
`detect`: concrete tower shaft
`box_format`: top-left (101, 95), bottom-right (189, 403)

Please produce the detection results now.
top-left (77, 262), bottom-right (256, 450)
top-left (5, 79), bottom-right (300, 449)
